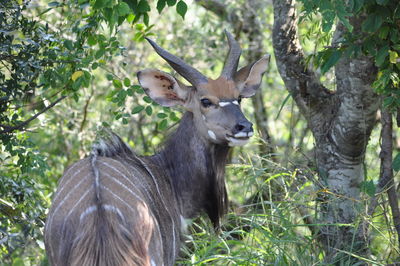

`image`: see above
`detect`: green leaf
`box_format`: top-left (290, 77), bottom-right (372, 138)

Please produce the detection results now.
top-left (131, 105), bottom-right (144, 114)
top-left (145, 105), bottom-right (153, 116)
top-left (321, 50), bottom-right (342, 74)
top-left (113, 79), bottom-right (123, 89)
top-left (71, 71), bottom-right (84, 81)
top-left (376, 0), bottom-right (389, 5)
top-left (157, 0), bottom-right (166, 13)
top-left (393, 152), bottom-right (400, 171)
top-left (115, 113), bottom-right (122, 120)
top-left (375, 45), bottom-right (389, 67)
top-left (106, 73), bottom-right (114, 80)
top-left (127, 14), bottom-right (136, 23)
top-left (167, 0), bottom-right (176, 6)
top-left (95, 48), bottom-right (105, 59)
top-left (64, 40), bottom-right (74, 50)
top-left (389, 50), bottom-right (398, 64)
top-left (143, 95), bottom-right (152, 103)
top-left (361, 180), bottom-right (376, 197)
top-left (93, 0), bottom-right (110, 9)
top-left (87, 35), bottom-right (97, 46)
top-left (132, 85), bottom-right (144, 93)
top-left (117, 2), bottom-right (131, 16)
top-left (158, 119), bottom-right (168, 130)
top-left (123, 0), bottom-right (138, 13)
top-left (351, 0), bottom-right (364, 13)
top-left (378, 26), bottom-right (390, 39)
top-left (137, 0), bottom-right (150, 13)
top-left (143, 13), bottom-right (149, 26)
top-left (169, 111), bottom-right (179, 121)
top-left (321, 10), bottom-right (335, 32)
top-left (157, 113), bottom-right (168, 118)
top-left (362, 13), bottom-right (383, 33)
top-left (48, 1), bottom-right (60, 7)
top-left (123, 78), bottom-right (131, 87)
top-left (176, 1), bottom-right (187, 19)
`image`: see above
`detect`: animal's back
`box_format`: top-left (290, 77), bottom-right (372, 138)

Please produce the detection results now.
top-left (44, 155), bottom-right (164, 266)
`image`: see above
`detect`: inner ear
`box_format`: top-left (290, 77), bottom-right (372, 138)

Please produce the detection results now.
top-left (137, 69), bottom-right (191, 107)
top-left (234, 54), bottom-right (270, 98)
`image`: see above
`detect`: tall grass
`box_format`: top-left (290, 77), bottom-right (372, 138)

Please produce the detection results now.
top-left (177, 153), bottom-right (397, 265)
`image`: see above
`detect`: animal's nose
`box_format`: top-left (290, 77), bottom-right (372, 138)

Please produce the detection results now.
top-left (233, 120), bottom-right (253, 134)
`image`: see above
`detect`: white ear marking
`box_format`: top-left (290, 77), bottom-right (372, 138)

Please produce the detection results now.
top-left (232, 100), bottom-right (239, 105)
top-left (208, 130), bottom-right (217, 140)
top-left (219, 101), bottom-right (231, 107)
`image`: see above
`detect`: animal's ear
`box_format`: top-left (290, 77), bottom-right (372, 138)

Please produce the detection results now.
top-left (137, 69), bottom-right (191, 107)
top-left (234, 54), bottom-right (270, 98)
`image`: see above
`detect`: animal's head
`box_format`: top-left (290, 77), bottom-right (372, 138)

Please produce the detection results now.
top-left (137, 31), bottom-right (270, 147)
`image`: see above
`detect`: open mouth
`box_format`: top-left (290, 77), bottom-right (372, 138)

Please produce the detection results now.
top-left (226, 131), bottom-right (253, 147)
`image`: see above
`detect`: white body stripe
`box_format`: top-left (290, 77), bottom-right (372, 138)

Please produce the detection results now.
top-left (134, 156), bottom-right (177, 261)
top-left (46, 173), bottom-right (90, 260)
top-left (58, 187), bottom-right (92, 256)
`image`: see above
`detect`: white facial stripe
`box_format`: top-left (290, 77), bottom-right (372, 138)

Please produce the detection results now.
top-left (248, 131), bottom-right (254, 137)
top-left (219, 101), bottom-right (231, 107)
top-left (208, 130), bottom-right (217, 140)
top-left (234, 132), bottom-right (248, 138)
top-left (227, 136), bottom-right (250, 147)
top-left (232, 100), bottom-right (239, 105)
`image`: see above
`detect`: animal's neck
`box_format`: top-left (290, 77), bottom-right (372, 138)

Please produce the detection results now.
top-left (152, 112), bottom-right (230, 227)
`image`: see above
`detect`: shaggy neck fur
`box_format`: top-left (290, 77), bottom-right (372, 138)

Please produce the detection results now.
top-left (151, 112), bottom-right (230, 227)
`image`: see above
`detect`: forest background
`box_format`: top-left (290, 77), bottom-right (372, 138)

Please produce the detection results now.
top-left (1, 0), bottom-right (400, 265)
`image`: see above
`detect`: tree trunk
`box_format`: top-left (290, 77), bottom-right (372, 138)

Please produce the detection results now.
top-left (272, 0), bottom-right (379, 262)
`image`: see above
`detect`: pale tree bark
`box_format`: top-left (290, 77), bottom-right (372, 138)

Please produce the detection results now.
top-left (272, 0), bottom-right (379, 262)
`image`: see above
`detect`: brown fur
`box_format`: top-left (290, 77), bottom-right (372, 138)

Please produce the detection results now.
top-left (68, 203), bottom-right (153, 266)
top-left (45, 151), bottom-right (178, 266)
top-left (198, 77), bottom-right (240, 99)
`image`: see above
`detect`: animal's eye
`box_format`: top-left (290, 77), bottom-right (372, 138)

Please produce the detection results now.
top-left (201, 98), bottom-right (213, 108)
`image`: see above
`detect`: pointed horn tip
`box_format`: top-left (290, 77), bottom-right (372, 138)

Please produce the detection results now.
top-left (224, 30), bottom-right (235, 40)
top-left (145, 37), bottom-right (155, 45)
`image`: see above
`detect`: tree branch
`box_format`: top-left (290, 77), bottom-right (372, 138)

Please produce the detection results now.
top-left (194, 0), bottom-right (239, 25)
top-left (79, 89), bottom-right (94, 132)
top-left (272, 0), bottom-right (333, 119)
top-left (0, 95), bottom-right (67, 134)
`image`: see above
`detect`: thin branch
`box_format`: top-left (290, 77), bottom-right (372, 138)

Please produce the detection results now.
top-left (380, 109), bottom-right (400, 248)
top-left (0, 95), bottom-right (67, 134)
top-left (79, 88), bottom-right (94, 132)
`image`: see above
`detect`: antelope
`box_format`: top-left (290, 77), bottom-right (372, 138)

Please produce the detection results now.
top-left (44, 31), bottom-right (270, 266)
